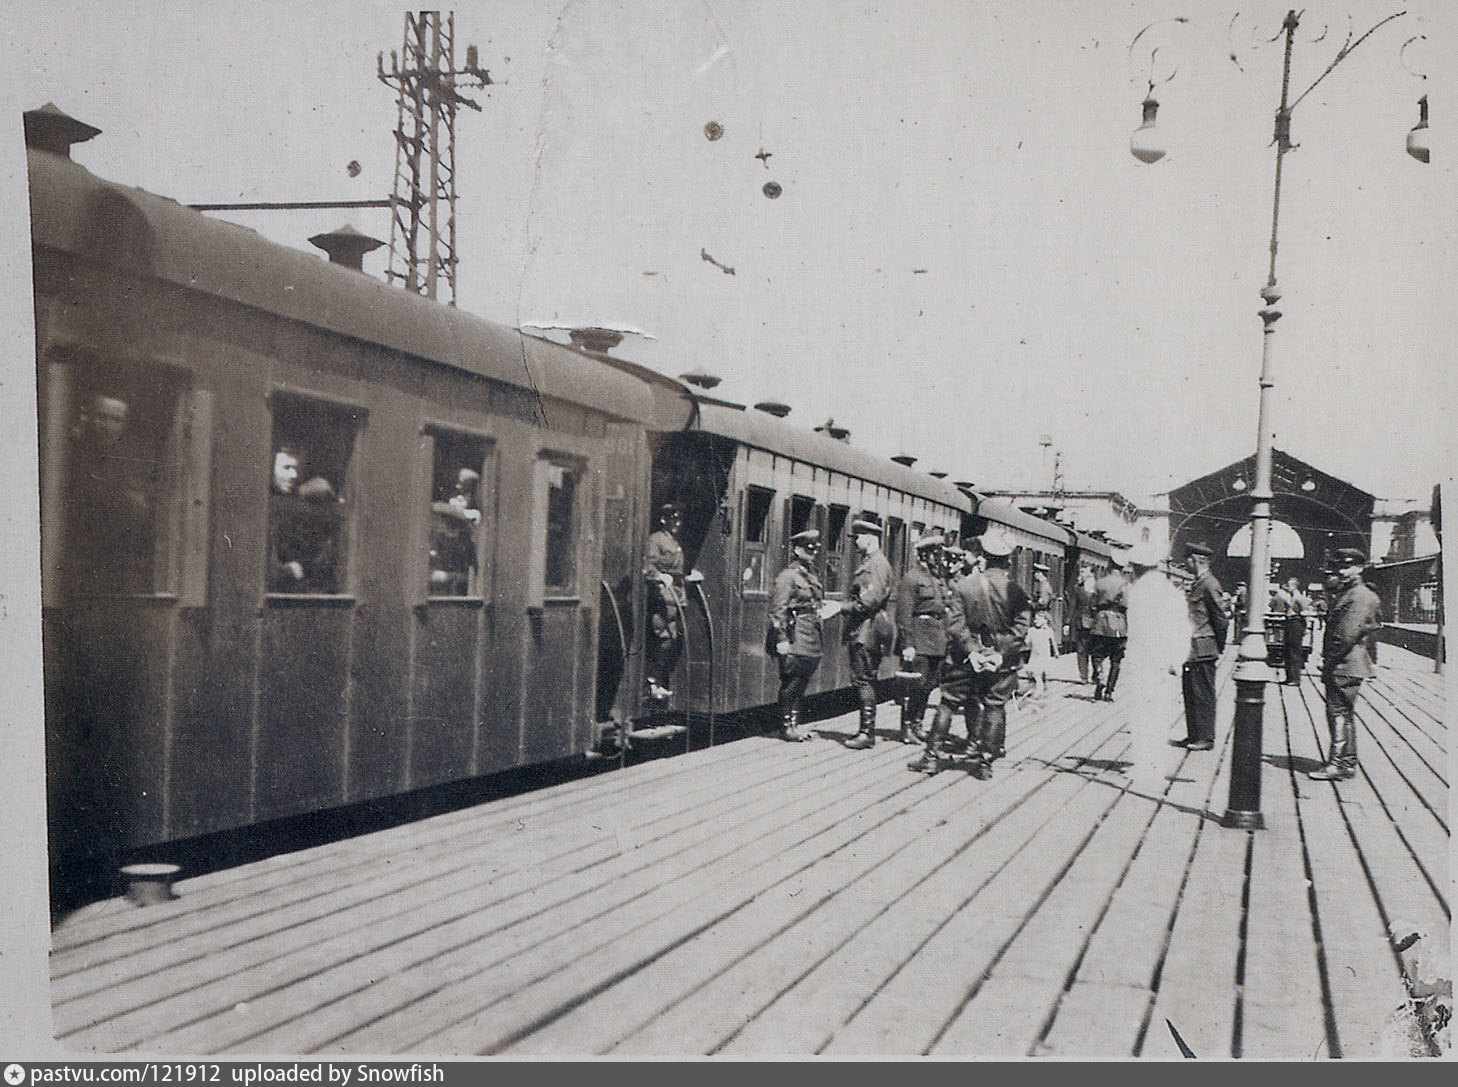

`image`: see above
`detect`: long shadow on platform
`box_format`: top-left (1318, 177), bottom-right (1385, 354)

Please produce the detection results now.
top-left (1033, 754), bottom-right (1225, 824)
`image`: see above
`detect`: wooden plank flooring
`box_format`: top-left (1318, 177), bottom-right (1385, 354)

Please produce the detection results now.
top-left (51, 646), bottom-right (1448, 1058)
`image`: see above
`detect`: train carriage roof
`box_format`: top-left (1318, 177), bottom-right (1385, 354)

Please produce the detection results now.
top-left (692, 400), bottom-right (972, 512)
top-left (1069, 530), bottom-right (1115, 560)
top-left (971, 496), bottom-right (1073, 547)
top-left (27, 149), bottom-right (667, 427)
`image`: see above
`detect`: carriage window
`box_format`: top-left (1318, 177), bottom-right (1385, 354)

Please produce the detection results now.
top-left (427, 431), bottom-right (492, 598)
top-left (268, 395), bottom-right (360, 595)
top-left (786, 495), bottom-right (815, 563)
top-left (543, 458), bottom-right (579, 593)
top-left (824, 505), bottom-right (849, 592)
top-left (65, 371), bottom-right (185, 596)
top-left (741, 486), bottom-right (774, 593)
top-left (887, 517), bottom-right (907, 574)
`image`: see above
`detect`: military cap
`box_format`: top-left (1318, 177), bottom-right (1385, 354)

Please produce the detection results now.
top-left (656, 501), bottom-right (683, 518)
top-left (1325, 547), bottom-right (1366, 570)
top-left (913, 530), bottom-right (945, 551)
top-left (790, 529), bottom-right (821, 548)
top-left (1185, 541), bottom-right (1214, 558)
top-left (978, 532), bottom-right (1013, 557)
top-left (1033, 562), bottom-right (1049, 572)
top-left (850, 518), bottom-right (883, 536)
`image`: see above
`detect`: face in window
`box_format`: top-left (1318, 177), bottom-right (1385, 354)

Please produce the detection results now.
top-left (272, 449), bottom-right (302, 495)
top-left (87, 394), bottom-right (130, 444)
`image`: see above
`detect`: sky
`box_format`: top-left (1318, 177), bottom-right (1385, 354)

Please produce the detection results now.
top-left (3, 0), bottom-right (1451, 503)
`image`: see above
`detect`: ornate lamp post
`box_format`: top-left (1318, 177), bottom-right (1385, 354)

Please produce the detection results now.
top-left (1129, 9), bottom-right (1424, 830)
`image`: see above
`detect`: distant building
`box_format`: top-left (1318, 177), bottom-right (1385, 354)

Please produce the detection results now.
top-left (1372, 498), bottom-right (1439, 562)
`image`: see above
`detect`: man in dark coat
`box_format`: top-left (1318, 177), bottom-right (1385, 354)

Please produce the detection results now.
top-left (910, 532), bottom-right (1030, 779)
top-left (1310, 549), bottom-right (1383, 781)
top-left (1174, 541), bottom-right (1228, 751)
top-left (895, 531), bottom-right (950, 745)
top-left (769, 529), bottom-right (832, 742)
top-left (1089, 556), bottom-right (1131, 702)
top-left (268, 447), bottom-right (341, 593)
top-left (643, 502), bottom-right (689, 701)
top-left (1068, 568), bottom-right (1097, 683)
top-left (842, 517), bottom-right (897, 749)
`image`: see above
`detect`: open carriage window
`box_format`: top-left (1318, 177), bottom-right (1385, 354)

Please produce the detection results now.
top-left (63, 366), bottom-right (189, 597)
top-left (426, 430), bottom-right (493, 598)
top-left (267, 394), bottom-right (361, 595)
top-left (741, 485), bottom-right (774, 594)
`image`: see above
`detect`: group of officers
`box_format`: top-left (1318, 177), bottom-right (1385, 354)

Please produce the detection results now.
top-left (643, 499), bottom-right (1385, 785)
top-left (767, 518), bottom-right (1031, 780)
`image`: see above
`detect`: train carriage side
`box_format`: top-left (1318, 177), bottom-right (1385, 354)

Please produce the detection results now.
top-left (648, 401), bottom-right (971, 717)
top-left (29, 140), bottom-right (675, 888)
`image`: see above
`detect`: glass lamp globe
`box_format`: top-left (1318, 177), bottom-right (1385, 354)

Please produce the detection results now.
top-left (1407, 94), bottom-right (1429, 164)
top-left (1130, 96), bottom-right (1166, 164)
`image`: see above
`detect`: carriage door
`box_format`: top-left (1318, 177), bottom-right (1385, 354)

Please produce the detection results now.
top-left (597, 422), bottom-right (644, 724)
top-left (408, 426), bottom-right (496, 790)
top-left (522, 446), bottom-right (603, 762)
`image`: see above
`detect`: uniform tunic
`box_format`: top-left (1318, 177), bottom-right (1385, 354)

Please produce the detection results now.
top-left (1181, 568), bottom-right (1228, 744)
top-left (770, 559), bottom-right (825, 713)
top-left (644, 528), bottom-right (688, 686)
top-left (770, 559), bottom-right (825, 659)
top-left (843, 549), bottom-right (896, 649)
top-left (896, 562), bottom-right (951, 721)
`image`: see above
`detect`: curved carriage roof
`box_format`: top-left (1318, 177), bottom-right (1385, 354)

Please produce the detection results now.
top-left (972, 496), bottom-right (1073, 547)
top-left (1069, 530), bottom-right (1115, 559)
top-left (27, 149), bottom-right (669, 427)
top-left (692, 400), bottom-right (973, 512)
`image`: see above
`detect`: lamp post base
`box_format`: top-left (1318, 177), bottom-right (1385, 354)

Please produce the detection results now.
top-left (1222, 670), bottom-right (1270, 830)
top-left (1221, 808), bottom-right (1266, 830)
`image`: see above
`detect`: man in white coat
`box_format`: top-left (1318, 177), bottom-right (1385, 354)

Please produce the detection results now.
top-left (1122, 544), bottom-right (1190, 791)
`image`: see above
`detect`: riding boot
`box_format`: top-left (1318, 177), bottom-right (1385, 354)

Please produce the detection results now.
top-left (899, 705), bottom-right (924, 745)
top-left (844, 703), bottom-right (877, 749)
top-left (1310, 714), bottom-right (1352, 780)
top-left (1104, 661), bottom-right (1121, 701)
top-left (973, 705), bottom-right (1006, 779)
top-left (782, 707), bottom-right (812, 743)
top-left (908, 703), bottom-right (953, 774)
top-left (1337, 713), bottom-right (1358, 779)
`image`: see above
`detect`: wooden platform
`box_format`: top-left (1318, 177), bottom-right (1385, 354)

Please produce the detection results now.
top-left (50, 646), bottom-right (1449, 1058)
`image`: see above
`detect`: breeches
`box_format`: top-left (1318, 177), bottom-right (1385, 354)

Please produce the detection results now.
top-left (1181, 658), bottom-right (1217, 743)
top-left (778, 653), bottom-right (820, 713)
top-left (901, 655), bottom-right (942, 720)
top-left (1324, 673), bottom-right (1363, 725)
top-left (939, 663), bottom-right (1017, 712)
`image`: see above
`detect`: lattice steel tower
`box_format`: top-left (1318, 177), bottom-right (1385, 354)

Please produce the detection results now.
top-left (377, 11), bottom-right (492, 305)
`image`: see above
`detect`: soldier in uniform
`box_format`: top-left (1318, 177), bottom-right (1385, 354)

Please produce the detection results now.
top-left (1174, 541), bottom-right (1228, 751)
top-left (895, 531), bottom-right (950, 745)
top-left (910, 532), bottom-right (1030, 779)
top-left (1031, 562), bottom-right (1055, 618)
top-left (769, 529), bottom-right (836, 742)
top-left (643, 502), bottom-right (689, 701)
top-left (841, 517), bottom-right (897, 749)
top-left (1068, 567), bottom-right (1098, 684)
top-left (1310, 549), bottom-right (1383, 781)
top-left (1089, 556), bottom-right (1131, 702)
